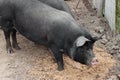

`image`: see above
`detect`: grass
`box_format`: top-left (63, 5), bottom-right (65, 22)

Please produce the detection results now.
top-left (116, 0), bottom-right (120, 33)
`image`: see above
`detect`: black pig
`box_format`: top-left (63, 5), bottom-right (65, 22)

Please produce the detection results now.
top-left (0, 0), bottom-right (98, 71)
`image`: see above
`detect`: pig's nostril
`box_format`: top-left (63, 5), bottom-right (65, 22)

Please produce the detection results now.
top-left (93, 58), bottom-right (98, 62)
top-left (96, 59), bottom-right (98, 62)
top-left (91, 58), bottom-right (98, 65)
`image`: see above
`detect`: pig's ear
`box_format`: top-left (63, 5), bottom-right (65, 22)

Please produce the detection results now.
top-left (75, 36), bottom-right (90, 47)
top-left (92, 33), bottom-right (105, 42)
top-left (91, 37), bottom-right (98, 43)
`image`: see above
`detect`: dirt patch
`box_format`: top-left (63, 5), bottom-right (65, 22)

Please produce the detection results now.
top-left (28, 47), bottom-right (115, 80)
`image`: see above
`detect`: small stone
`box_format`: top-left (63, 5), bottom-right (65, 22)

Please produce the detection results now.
top-left (76, 17), bottom-right (79, 20)
top-left (90, 13), bottom-right (95, 16)
top-left (102, 35), bottom-right (106, 39)
top-left (99, 29), bottom-right (104, 33)
top-left (119, 50), bottom-right (120, 53)
top-left (112, 45), bottom-right (119, 50)
top-left (107, 75), bottom-right (119, 80)
top-left (100, 39), bottom-right (108, 45)
top-left (117, 74), bottom-right (120, 79)
top-left (90, 20), bottom-right (95, 23)
top-left (95, 27), bottom-right (104, 33)
top-left (96, 74), bottom-right (100, 78)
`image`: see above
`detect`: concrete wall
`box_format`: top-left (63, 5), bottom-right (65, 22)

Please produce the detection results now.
top-left (93, 0), bottom-right (116, 31)
top-left (92, 0), bottom-right (104, 16)
top-left (104, 0), bottom-right (116, 31)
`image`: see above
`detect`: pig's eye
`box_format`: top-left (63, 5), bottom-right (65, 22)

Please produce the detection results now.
top-left (83, 46), bottom-right (88, 50)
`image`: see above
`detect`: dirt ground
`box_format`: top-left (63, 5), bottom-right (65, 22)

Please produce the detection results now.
top-left (0, 0), bottom-right (119, 80)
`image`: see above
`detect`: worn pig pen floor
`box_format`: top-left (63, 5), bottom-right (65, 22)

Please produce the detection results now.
top-left (0, 0), bottom-right (117, 80)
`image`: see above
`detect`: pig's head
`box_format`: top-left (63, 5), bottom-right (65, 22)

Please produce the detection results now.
top-left (69, 36), bottom-right (98, 66)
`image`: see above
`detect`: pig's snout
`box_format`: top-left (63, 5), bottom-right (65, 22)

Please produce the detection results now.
top-left (91, 58), bottom-right (98, 65)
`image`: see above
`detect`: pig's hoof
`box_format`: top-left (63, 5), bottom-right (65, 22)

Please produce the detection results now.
top-left (7, 48), bottom-right (14, 54)
top-left (13, 44), bottom-right (21, 50)
top-left (58, 66), bottom-right (64, 71)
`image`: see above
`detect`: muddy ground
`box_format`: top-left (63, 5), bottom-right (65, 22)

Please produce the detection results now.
top-left (0, 0), bottom-right (120, 80)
